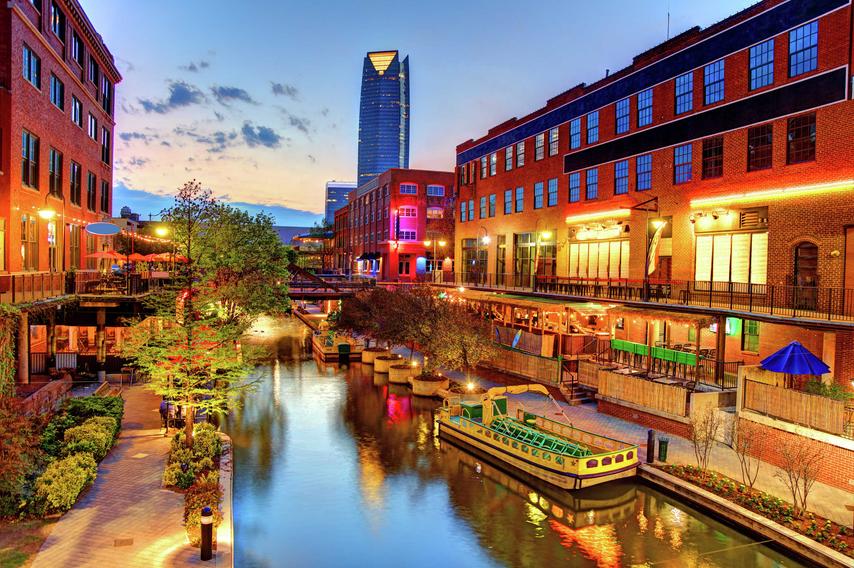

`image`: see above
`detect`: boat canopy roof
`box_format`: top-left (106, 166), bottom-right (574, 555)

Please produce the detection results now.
top-left (486, 384), bottom-right (550, 399)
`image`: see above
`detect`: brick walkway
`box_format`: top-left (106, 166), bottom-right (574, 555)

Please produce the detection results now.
top-left (31, 386), bottom-right (192, 567)
top-left (393, 347), bottom-right (851, 525)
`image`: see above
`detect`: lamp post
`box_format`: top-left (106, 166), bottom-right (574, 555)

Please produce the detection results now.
top-left (531, 218), bottom-right (552, 290)
top-left (423, 236), bottom-right (447, 281)
top-left (38, 192), bottom-right (66, 272)
top-left (477, 226), bottom-right (490, 285)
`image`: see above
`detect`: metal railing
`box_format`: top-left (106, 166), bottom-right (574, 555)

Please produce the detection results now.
top-left (0, 272), bottom-right (67, 304)
top-left (72, 271), bottom-right (154, 296)
top-left (449, 272), bottom-right (854, 323)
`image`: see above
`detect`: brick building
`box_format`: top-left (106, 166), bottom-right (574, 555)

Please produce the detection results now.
top-left (334, 168), bottom-right (455, 281)
top-left (1, 0), bottom-right (121, 277)
top-left (453, 0), bottom-right (854, 482)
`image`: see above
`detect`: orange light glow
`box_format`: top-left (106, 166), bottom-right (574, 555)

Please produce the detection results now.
top-left (565, 209), bottom-right (631, 225)
top-left (690, 179), bottom-right (854, 208)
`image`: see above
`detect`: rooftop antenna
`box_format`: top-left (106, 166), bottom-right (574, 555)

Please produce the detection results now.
top-left (666, 0), bottom-right (671, 39)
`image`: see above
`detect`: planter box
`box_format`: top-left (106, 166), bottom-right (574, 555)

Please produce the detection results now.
top-left (411, 376), bottom-right (450, 397)
top-left (374, 354), bottom-right (403, 373)
top-left (362, 348), bottom-right (389, 365)
top-left (389, 363), bottom-right (416, 384)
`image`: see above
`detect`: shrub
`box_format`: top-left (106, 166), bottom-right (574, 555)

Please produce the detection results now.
top-left (85, 416), bottom-right (119, 442)
top-left (170, 447), bottom-right (194, 467)
top-left (176, 468), bottom-right (196, 490)
top-left (62, 419), bottom-right (114, 461)
top-left (35, 453), bottom-right (97, 513)
top-left (184, 472), bottom-right (222, 546)
top-left (40, 413), bottom-right (77, 457)
top-left (64, 396), bottom-right (124, 425)
top-left (194, 457), bottom-right (214, 472)
top-left (192, 424), bottom-right (221, 461)
top-left (162, 463), bottom-right (183, 487)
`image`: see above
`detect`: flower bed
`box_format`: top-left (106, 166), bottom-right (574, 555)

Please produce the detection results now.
top-left (660, 464), bottom-right (852, 556)
top-left (162, 423), bottom-right (224, 547)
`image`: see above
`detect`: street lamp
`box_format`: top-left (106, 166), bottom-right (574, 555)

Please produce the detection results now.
top-left (476, 226), bottom-right (490, 285)
top-left (38, 191), bottom-right (66, 272)
top-left (423, 236), bottom-right (448, 279)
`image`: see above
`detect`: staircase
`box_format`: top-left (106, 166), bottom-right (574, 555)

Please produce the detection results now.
top-left (559, 370), bottom-right (596, 406)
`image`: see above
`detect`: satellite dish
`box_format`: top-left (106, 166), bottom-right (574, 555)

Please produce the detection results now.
top-left (85, 222), bottom-right (121, 236)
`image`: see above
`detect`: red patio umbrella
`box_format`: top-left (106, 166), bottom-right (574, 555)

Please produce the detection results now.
top-left (86, 250), bottom-right (120, 260)
top-left (127, 253), bottom-right (147, 262)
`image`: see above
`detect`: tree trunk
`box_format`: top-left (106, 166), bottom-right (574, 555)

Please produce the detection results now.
top-left (184, 404), bottom-right (195, 448)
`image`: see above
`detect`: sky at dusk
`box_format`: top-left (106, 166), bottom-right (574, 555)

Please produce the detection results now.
top-left (84, 0), bottom-right (754, 226)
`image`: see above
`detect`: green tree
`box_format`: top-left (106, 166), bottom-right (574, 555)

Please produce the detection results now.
top-left (0, 397), bottom-right (43, 511)
top-left (431, 302), bottom-right (498, 380)
top-left (123, 181), bottom-right (287, 447)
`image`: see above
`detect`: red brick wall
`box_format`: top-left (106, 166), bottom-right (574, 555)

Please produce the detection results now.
top-left (598, 398), bottom-right (691, 439)
top-left (741, 417), bottom-right (854, 492)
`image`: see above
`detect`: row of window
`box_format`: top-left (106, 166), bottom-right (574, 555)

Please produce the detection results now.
top-left (461, 21), bottom-right (820, 183)
top-left (21, 130), bottom-right (110, 212)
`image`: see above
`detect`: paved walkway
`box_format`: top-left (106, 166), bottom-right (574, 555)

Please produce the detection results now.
top-left (31, 386), bottom-right (195, 567)
top-left (390, 346), bottom-right (851, 525)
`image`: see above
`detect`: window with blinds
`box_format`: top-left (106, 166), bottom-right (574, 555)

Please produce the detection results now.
top-left (694, 232), bottom-right (767, 284)
top-left (568, 240), bottom-right (630, 280)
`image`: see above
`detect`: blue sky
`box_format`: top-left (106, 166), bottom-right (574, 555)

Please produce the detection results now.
top-left (85, 0), bottom-right (753, 226)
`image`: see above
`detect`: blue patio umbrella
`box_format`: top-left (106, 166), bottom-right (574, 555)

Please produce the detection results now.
top-left (760, 341), bottom-right (830, 375)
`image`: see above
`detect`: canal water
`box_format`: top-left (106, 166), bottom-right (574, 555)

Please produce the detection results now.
top-left (225, 317), bottom-right (802, 568)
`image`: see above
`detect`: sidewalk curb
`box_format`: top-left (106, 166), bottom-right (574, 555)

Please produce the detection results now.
top-left (639, 465), bottom-right (853, 568)
top-left (217, 433), bottom-right (234, 568)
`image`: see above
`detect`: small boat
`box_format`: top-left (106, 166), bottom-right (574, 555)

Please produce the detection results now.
top-left (437, 384), bottom-right (639, 490)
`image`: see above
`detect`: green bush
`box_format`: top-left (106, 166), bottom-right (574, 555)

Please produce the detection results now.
top-left (176, 469), bottom-right (196, 490)
top-left (40, 413), bottom-right (77, 457)
top-left (85, 416), bottom-right (119, 442)
top-left (804, 379), bottom-right (853, 401)
top-left (170, 447), bottom-right (194, 466)
top-left (62, 419), bottom-right (113, 461)
top-left (192, 423), bottom-right (222, 460)
top-left (63, 396), bottom-right (124, 424)
top-left (194, 457), bottom-right (214, 472)
top-left (162, 462), bottom-right (182, 487)
top-left (184, 471), bottom-right (222, 546)
top-left (35, 453), bottom-right (97, 513)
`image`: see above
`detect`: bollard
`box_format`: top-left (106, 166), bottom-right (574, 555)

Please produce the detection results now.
top-left (658, 437), bottom-right (669, 462)
top-left (646, 429), bottom-right (656, 463)
top-left (200, 506), bottom-right (213, 561)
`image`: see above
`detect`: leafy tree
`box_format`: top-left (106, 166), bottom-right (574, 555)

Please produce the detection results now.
top-left (123, 181), bottom-right (285, 447)
top-left (335, 290), bottom-right (379, 347)
top-left (430, 302), bottom-right (498, 380)
top-left (0, 397), bottom-right (43, 511)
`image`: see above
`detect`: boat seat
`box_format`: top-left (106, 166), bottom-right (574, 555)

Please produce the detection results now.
top-left (489, 417), bottom-right (592, 458)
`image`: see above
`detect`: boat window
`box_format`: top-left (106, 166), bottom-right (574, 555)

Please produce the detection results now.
top-left (532, 449), bottom-right (539, 457)
top-left (512, 442), bottom-right (518, 449)
top-left (521, 446), bottom-right (529, 453)
top-left (627, 451), bottom-right (634, 460)
top-left (503, 437), bottom-right (509, 445)
top-left (543, 453), bottom-right (551, 461)
top-left (555, 456), bottom-right (564, 465)
top-left (586, 459), bottom-right (598, 468)
top-left (602, 457), bottom-right (612, 466)
top-left (477, 429), bottom-right (483, 434)
top-left (615, 454), bottom-right (624, 463)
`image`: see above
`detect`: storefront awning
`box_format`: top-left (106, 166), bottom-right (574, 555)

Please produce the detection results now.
top-left (606, 306), bottom-right (714, 327)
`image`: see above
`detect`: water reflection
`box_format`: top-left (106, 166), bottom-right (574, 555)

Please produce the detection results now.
top-left (227, 318), bottom-right (803, 568)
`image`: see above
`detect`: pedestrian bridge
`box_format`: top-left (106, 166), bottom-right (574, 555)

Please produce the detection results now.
top-left (287, 265), bottom-right (374, 300)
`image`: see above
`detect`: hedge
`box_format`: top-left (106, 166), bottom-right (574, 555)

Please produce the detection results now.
top-left (35, 453), bottom-right (97, 513)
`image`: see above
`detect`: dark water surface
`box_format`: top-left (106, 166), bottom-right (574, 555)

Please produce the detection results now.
top-left (225, 317), bottom-right (802, 568)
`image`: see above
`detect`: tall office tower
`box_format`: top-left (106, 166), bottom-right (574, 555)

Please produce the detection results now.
top-left (357, 50), bottom-right (410, 186)
top-left (324, 180), bottom-right (357, 224)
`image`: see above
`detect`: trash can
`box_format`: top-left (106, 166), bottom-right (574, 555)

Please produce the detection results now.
top-left (337, 343), bottom-right (351, 364)
top-left (658, 437), bottom-right (669, 462)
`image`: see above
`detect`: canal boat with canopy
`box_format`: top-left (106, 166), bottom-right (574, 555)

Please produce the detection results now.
top-left (438, 384), bottom-right (639, 489)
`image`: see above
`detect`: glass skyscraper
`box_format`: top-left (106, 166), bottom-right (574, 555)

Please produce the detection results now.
top-left (325, 180), bottom-right (356, 224)
top-left (357, 50), bottom-right (410, 186)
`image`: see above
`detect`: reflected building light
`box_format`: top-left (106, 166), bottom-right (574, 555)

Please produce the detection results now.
top-left (272, 359), bottom-right (281, 408)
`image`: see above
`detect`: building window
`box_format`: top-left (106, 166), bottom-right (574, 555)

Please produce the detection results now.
top-left (695, 232), bottom-right (768, 284)
top-left (101, 128), bottom-right (111, 164)
top-left (789, 21), bottom-right (818, 77)
top-left (49, 74), bottom-right (64, 110)
top-left (88, 114), bottom-right (97, 140)
top-left (88, 58), bottom-right (99, 85)
top-left (69, 161), bottom-right (81, 206)
top-left (398, 231), bottom-right (416, 241)
top-left (637, 88), bottom-right (653, 127)
top-left (749, 39), bottom-right (774, 90)
top-left (48, 148), bottom-right (62, 197)
top-left (460, 201), bottom-right (466, 222)
top-left (614, 160), bottom-right (629, 195)
top-left (21, 130), bottom-right (39, 189)
top-left (674, 143), bottom-right (692, 184)
top-left (569, 118), bottom-right (581, 149)
top-left (468, 199), bottom-right (474, 221)
top-left (488, 194), bottom-right (496, 217)
top-left (399, 183), bottom-right (417, 194)
top-left (534, 182), bottom-right (544, 209)
top-left (787, 113), bottom-right (816, 164)
top-left (569, 172), bottom-right (580, 202)
top-left (742, 320), bottom-right (760, 352)
top-left (426, 184), bottom-right (444, 196)
top-left (585, 169), bottom-right (598, 200)
top-left (50, 1), bottom-right (66, 42)
top-left (71, 96), bottom-right (82, 127)
top-left (21, 215), bottom-right (38, 271)
top-left (398, 206), bottom-right (416, 217)
top-left (101, 78), bottom-right (113, 116)
top-left (535, 133), bottom-right (545, 161)
top-left (479, 196), bottom-right (487, 219)
top-left (504, 189), bottom-right (512, 214)
top-left (704, 59), bottom-right (725, 105)
top-left (28, 0), bottom-right (42, 11)
top-left (515, 187), bottom-right (524, 212)
top-left (547, 178), bottom-right (558, 207)
top-left (489, 152), bottom-right (497, 175)
top-left (747, 124), bottom-right (773, 171)
top-left (516, 141), bottom-right (525, 167)
top-left (480, 156), bottom-right (487, 178)
top-left (87, 172), bottom-right (97, 211)
top-left (615, 98), bottom-right (630, 134)
top-left (568, 240), bottom-right (630, 279)
top-left (586, 111), bottom-right (599, 144)
top-left (675, 72), bottom-right (693, 114)
top-left (22, 44), bottom-right (41, 89)
top-left (636, 154), bottom-right (652, 191)
top-left (548, 127), bottom-right (559, 156)
top-left (100, 180), bottom-right (110, 213)
top-left (71, 31), bottom-right (84, 66)
top-left (67, 223), bottom-right (79, 268)
top-left (702, 137), bottom-right (723, 179)
top-left (505, 146), bottom-right (513, 171)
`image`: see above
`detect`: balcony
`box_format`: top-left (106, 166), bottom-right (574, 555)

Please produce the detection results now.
top-left (451, 272), bottom-right (854, 325)
top-left (0, 270), bottom-right (169, 306)
top-left (0, 272), bottom-right (67, 304)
